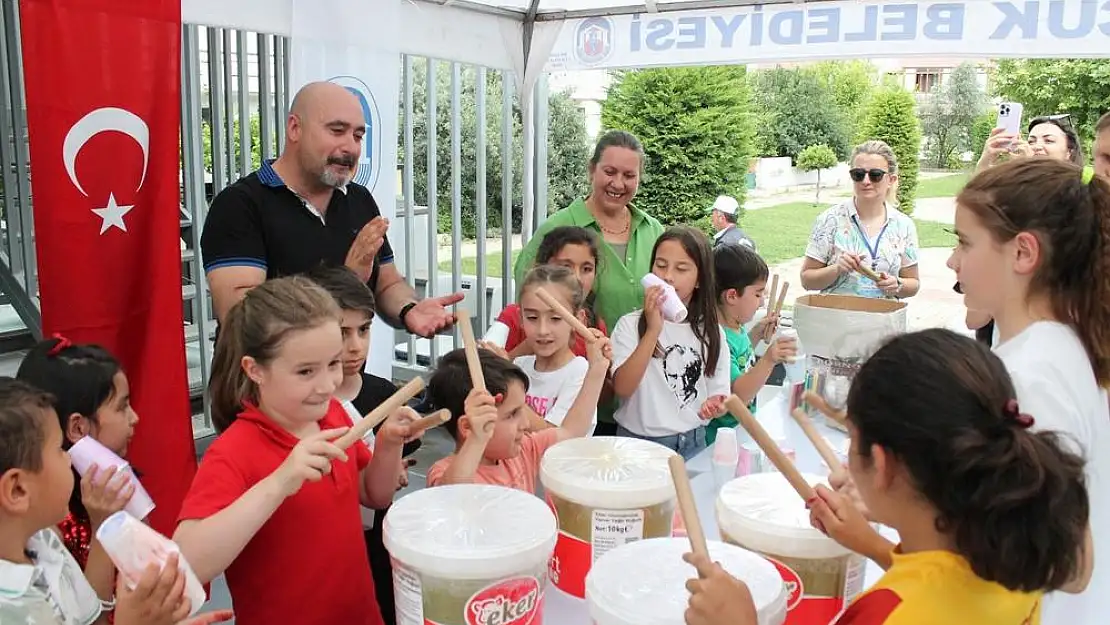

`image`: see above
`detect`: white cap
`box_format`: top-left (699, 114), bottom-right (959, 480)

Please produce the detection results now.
top-left (710, 195), bottom-right (739, 215)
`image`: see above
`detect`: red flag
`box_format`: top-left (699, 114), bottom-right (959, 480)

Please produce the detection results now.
top-left (20, 0), bottom-right (195, 534)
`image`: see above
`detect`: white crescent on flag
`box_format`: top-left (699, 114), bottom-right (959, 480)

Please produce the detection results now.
top-left (62, 107), bottom-right (149, 197)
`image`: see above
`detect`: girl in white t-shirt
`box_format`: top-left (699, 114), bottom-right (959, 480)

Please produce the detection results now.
top-left (510, 264), bottom-right (610, 434)
top-left (611, 226), bottom-right (729, 460)
top-left (948, 157), bottom-right (1110, 625)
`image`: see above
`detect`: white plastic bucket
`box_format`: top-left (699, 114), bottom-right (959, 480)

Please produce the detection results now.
top-left (383, 484), bottom-right (557, 625)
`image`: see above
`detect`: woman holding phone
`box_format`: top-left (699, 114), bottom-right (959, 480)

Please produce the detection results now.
top-left (799, 140), bottom-right (921, 300)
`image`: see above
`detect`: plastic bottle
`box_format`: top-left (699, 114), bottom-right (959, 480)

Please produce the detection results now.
top-left (778, 327), bottom-right (807, 385)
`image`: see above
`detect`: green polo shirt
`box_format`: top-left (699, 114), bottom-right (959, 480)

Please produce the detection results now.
top-left (514, 198), bottom-right (664, 333)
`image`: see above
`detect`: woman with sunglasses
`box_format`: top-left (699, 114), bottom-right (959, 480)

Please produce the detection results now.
top-left (800, 140), bottom-right (921, 300)
top-left (967, 113), bottom-right (1083, 345)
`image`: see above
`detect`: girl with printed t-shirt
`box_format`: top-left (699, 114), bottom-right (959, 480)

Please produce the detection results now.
top-left (800, 141), bottom-right (920, 300)
top-left (610, 227), bottom-right (730, 460)
top-left (948, 157), bottom-right (1110, 624)
top-left (683, 329), bottom-right (1093, 625)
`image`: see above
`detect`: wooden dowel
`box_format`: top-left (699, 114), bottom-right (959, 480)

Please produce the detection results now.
top-left (724, 395), bottom-right (815, 501)
top-left (804, 390), bottom-right (847, 426)
top-left (408, 409), bottom-right (451, 435)
top-left (668, 455), bottom-right (709, 564)
top-left (791, 408), bottom-right (842, 470)
top-left (768, 274), bottom-right (780, 313)
top-left (534, 286), bottom-right (597, 344)
top-left (336, 377), bottom-right (426, 450)
top-left (457, 308), bottom-right (487, 392)
top-left (856, 264), bottom-right (884, 283)
top-left (773, 281), bottom-right (790, 316)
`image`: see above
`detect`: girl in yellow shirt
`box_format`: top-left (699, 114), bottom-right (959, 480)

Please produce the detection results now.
top-left (684, 329), bottom-right (1093, 625)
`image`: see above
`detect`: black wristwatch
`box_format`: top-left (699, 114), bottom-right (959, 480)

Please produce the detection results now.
top-left (398, 301), bottom-right (418, 330)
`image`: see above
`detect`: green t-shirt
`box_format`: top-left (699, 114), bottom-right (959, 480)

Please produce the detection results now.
top-left (707, 325), bottom-right (756, 444)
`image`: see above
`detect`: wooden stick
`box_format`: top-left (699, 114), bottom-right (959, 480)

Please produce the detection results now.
top-left (534, 286), bottom-right (597, 344)
top-left (856, 264), bottom-right (884, 283)
top-left (336, 377), bottom-right (426, 450)
top-left (773, 281), bottom-right (790, 316)
top-left (408, 409), bottom-right (451, 435)
top-left (668, 455), bottom-right (709, 563)
top-left (768, 274), bottom-right (780, 312)
top-left (791, 408), bottom-right (842, 470)
top-left (804, 390), bottom-right (847, 426)
top-left (724, 395), bottom-right (815, 501)
top-left (456, 308), bottom-right (486, 392)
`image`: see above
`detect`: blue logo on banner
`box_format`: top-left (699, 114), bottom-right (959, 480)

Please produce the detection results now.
top-left (327, 75), bottom-right (382, 191)
top-left (574, 17), bottom-right (614, 65)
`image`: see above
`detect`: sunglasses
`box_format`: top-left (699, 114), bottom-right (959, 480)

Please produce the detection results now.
top-left (849, 168), bottom-right (887, 183)
top-left (1028, 113), bottom-right (1073, 132)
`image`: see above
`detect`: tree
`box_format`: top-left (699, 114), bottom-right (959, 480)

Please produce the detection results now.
top-left (407, 62), bottom-right (590, 237)
top-left (969, 110), bottom-right (997, 163)
top-left (796, 144), bottom-right (839, 205)
top-left (601, 66), bottom-right (755, 227)
top-left (750, 67), bottom-right (852, 161)
top-left (920, 62), bottom-right (988, 168)
top-left (811, 61), bottom-right (879, 142)
top-left (202, 115), bottom-right (264, 174)
top-left (861, 87), bottom-right (923, 215)
top-left (992, 59), bottom-right (1110, 144)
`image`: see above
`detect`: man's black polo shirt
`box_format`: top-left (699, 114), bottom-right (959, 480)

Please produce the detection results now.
top-left (200, 159), bottom-right (395, 291)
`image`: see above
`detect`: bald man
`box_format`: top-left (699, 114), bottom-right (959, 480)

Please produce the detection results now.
top-left (201, 81), bottom-right (462, 338)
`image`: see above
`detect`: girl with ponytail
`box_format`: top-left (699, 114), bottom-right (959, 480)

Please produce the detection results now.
top-left (945, 157), bottom-right (1110, 622)
top-left (682, 329), bottom-right (1092, 625)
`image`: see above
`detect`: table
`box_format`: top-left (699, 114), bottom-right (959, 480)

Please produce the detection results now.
top-left (543, 386), bottom-right (896, 623)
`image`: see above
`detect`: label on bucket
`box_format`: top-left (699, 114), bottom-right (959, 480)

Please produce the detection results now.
top-left (464, 577), bottom-right (543, 625)
top-left (548, 506), bottom-right (644, 598)
top-left (392, 562), bottom-right (424, 625)
top-left (764, 556), bottom-right (845, 625)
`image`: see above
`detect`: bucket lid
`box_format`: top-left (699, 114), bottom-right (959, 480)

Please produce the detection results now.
top-left (540, 437), bottom-right (677, 508)
top-left (586, 538), bottom-right (787, 625)
top-left (716, 472), bottom-right (851, 559)
top-left (383, 484), bottom-right (557, 579)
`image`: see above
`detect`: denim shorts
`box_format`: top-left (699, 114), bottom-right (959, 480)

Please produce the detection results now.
top-left (616, 424), bottom-right (708, 461)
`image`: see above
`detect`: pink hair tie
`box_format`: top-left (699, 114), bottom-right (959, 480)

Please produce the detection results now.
top-left (1003, 398), bottom-right (1035, 429)
top-left (47, 333), bottom-right (72, 356)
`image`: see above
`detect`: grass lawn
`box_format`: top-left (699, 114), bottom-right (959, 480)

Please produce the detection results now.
top-left (441, 201), bottom-right (955, 277)
top-left (916, 172), bottom-right (970, 198)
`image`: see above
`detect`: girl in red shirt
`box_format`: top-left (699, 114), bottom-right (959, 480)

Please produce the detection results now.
top-left (174, 276), bottom-right (419, 625)
top-left (490, 225), bottom-right (606, 357)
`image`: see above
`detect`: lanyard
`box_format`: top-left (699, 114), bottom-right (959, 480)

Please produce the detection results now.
top-left (851, 214), bottom-right (890, 271)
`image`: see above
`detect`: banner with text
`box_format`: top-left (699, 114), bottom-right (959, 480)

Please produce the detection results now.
top-left (546, 0), bottom-right (1110, 71)
top-left (290, 0), bottom-right (400, 378)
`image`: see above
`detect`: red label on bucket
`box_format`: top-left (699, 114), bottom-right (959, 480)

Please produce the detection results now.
top-left (549, 531), bottom-right (591, 598)
top-left (461, 577), bottom-right (543, 625)
top-left (764, 556), bottom-right (845, 625)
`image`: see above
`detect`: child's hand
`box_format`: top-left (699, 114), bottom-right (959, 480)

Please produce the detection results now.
top-left (682, 552), bottom-right (759, 625)
top-left (180, 611), bottom-right (235, 625)
top-left (585, 330), bottom-right (612, 368)
top-left (82, 463), bottom-right (135, 528)
top-left (749, 312), bottom-right (778, 345)
top-left (463, 388), bottom-right (498, 443)
top-left (396, 458), bottom-right (416, 491)
top-left (478, 340), bottom-right (510, 361)
top-left (766, 334), bottom-right (797, 365)
top-left (114, 553), bottom-right (192, 625)
top-left (272, 427), bottom-right (350, 498)
top-left (377, 406), bottom-right (421, 448)
top-left (829, 468), bottom-right (872, 521)
top-left (643, 285), bottom-right (666, 333)
top-left (698, 395), bottom-right (728, 420)
top-left (807, 484), bottom-right (877, 554)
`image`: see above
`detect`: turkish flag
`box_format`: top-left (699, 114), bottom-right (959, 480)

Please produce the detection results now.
top-left (20, 0), bottom-right (195, 534)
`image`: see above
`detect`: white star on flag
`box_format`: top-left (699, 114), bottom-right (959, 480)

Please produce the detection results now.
top-left (92, 192), bottom-right (133, 234)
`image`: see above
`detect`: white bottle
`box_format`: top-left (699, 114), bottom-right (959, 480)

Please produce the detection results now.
top-left (778, 327), bottom-right (807, 385)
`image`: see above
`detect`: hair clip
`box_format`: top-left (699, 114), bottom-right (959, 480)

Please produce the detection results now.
top-left (1003, 398), bottom-right (1035, 429)
top-left (47, 333), bottom-right (72, 356)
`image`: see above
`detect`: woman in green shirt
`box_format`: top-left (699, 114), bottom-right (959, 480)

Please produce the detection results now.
top-left (514, 130), bottom-right (664, 434)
